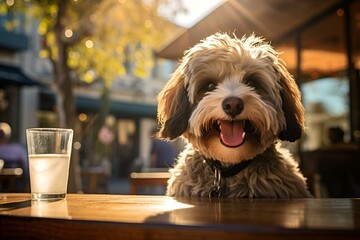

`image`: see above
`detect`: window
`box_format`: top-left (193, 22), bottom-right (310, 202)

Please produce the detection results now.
top-left (300, 6), bottom-right (350, 150)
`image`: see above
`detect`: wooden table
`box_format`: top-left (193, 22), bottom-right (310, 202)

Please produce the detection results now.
top-left (0, 194), bottom-right (359, 240)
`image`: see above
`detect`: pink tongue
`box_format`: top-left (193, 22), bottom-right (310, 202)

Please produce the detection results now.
top-left (219, 121), bottom-right (245, 147)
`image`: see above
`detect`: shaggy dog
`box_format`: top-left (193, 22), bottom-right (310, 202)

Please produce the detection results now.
top-left (157, 33), bottom-right (312, 198)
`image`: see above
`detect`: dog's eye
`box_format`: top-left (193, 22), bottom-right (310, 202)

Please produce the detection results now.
top-left (205, 82), bottom-right (216, 92)
top-left (196, 81), bottom-right (217, 101)
top-left (245, 78), bottom-right (258, 89)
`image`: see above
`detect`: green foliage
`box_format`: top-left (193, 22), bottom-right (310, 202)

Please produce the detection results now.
top-left (1, 0), bottom-right (183, 152)
top-left (0, 0), bottom-right (181, 87)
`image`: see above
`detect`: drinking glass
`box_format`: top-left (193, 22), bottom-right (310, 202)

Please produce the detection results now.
top-left (26, 128), bottom-right (73, 200)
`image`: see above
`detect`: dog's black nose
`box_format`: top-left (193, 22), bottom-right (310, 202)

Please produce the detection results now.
top-left (222, 97), bottom-right (244, 117)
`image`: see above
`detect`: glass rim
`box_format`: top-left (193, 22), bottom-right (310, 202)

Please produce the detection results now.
top-left (26, 128), bottom-right (73, 133)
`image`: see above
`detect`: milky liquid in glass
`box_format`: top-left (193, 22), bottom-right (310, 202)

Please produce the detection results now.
top-left (29, 154), bottom-right (70, 200)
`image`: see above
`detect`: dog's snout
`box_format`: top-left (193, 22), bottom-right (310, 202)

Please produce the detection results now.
top-left (222, 97), bottom-right (244, 117)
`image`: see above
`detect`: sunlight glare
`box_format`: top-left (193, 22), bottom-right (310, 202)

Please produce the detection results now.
top-left (85, 40), bottom-right (94, 48)
top-left (73, 142), bottom-right (81, 150)
top-left (171, 0), bottom-right (224, 28)
top-left (78, 113), bottom-right (88, 122)
top-left (6, 0), bottom-right (14, 7)
top-left (64, 29), bottom-right (73, 38)
top-left (157, 198), bottom-right (194, 212)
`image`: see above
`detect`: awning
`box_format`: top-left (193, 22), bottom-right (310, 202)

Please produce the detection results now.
top-left (157, 0), bottom-right (343, 61)
top-left (0, 30), bottom-right (28, 51)
top-left (40, 91), bottom-right (157, 118)
top-left (0, 64), bottom-right (40, 86)
top-left (77, 95), bottom-right (157, 118)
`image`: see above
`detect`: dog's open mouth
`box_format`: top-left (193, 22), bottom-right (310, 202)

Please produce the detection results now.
top-left (217, 120), bottom-right (246, 148)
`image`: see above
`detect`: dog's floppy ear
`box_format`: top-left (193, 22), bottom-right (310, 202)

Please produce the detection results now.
top-left (277, 64), bottom-right (305, 142)
top-left (157, 68), bottom-right (192, 140)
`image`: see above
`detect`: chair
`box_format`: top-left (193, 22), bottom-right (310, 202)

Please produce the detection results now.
top-left (0, 167), bottom-right (23, 192)
top-left (3, 158), bottom-right (24, 169)
top-left (81, 168), bottom-right (110, 194)
top-left (129, 171), bottom-right (171, 195)
top-left (301, 150), bottom-right (360, 197)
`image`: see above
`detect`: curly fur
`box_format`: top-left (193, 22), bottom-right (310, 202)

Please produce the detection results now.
top-left (167, 144), bottom-right (310, 198)
top-left (157, 32), bottom-right (312, 198)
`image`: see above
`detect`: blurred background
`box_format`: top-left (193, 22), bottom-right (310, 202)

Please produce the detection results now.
top-left (0, 0), bottom-right (359, 198)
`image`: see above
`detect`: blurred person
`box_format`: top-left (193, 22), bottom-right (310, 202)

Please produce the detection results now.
top-left (145, 128), bottom-right (176, 195)
top-left (326, 126), bottom-right (358, 151)
top-left (150, 128), bottom-right (176, 169)
top-left (0, 122), bottom-right (29, 192)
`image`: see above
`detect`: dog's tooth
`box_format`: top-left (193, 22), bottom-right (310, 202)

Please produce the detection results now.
top-left (242, 132), bottom-right (246, 139)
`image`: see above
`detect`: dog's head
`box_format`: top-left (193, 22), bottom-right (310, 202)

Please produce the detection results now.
top-left (157, 33), bottom-right (304, 164)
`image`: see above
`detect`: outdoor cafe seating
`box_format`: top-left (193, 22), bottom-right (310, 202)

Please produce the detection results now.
top-left (301, 149), bottom-right (360, 198)
top-left (0, 159), bottom-right (24, 192)
top-left (129, 169), bottom-right (171, 194)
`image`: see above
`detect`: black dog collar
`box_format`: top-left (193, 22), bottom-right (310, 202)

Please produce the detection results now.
top-left (205, 158), bottom-right (252, 178)
top-left (205, 158), bottom-right (252, 198)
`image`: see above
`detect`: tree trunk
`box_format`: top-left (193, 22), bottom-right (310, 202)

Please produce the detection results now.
top-left (53, 0), bottom-right (81, 193)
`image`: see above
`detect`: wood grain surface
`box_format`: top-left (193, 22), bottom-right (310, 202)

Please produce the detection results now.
top-left (1, 194), bottom-right (359, 239)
